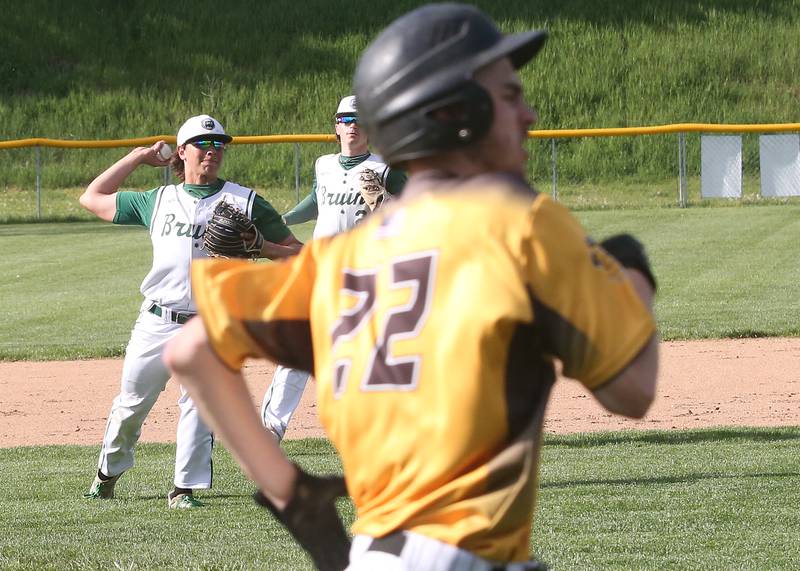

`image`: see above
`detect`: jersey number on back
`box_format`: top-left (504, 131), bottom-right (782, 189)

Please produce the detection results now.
top-left (330, 251), bottom-right (438, 396)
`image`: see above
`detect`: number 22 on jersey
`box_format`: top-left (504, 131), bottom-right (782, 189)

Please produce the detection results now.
top-left (330, 250), bottom-right (439, 396)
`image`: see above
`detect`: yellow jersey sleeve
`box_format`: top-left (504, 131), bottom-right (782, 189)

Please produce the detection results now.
top-left (191, 245), bottom-right (319, 372)
top-left (523, 196), bottom-right (656, 388)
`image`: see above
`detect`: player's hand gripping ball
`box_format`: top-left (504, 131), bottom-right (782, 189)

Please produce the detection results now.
top-left (202, 200), bottom-right (264, 259)
top-left (358, 168), bottom-right (392, 211)
top-left (157, 143), bottom-right (173, 161)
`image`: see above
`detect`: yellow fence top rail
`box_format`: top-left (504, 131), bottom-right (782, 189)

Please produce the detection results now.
top-left (1, 123), bottom-right (799, 149)
top-left (531, 123), bottom-right (800, 139)
top-left (0, 134), bottom-right (338, 149)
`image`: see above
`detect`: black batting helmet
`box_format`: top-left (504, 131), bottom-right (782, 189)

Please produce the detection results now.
top-left (353, 3), bottom-right (547, 165)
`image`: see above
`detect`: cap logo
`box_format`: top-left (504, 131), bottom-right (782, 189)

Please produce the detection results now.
top-left (201, 118), bottom-right (215, 130)
top-left (351, 98), bottom-right (357, 110)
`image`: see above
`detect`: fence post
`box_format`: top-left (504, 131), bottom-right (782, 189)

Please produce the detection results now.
top-left (682, 133), bottom-right (688, 206)
top-left (294, 143), bottom-right (301, 204)
top-left (163, 165), bottom-right (170, 186)
top-left (550, 138), bottom-right (558, 201)
top-left (677, 133), bottom-right (687, 207)
top-left (35, 146), bottom-right (42, 220)
top-left (676, 134), bottom-right (681, 206)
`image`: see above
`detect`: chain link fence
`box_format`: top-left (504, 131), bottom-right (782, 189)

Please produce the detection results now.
top-left (2, 125), bottom-right (799, 221)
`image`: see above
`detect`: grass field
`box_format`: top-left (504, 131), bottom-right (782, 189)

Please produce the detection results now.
top-left (4, 2), bottom-right (799, 568)
top-left (1, 204), bottom-right (798, 360)
top-left (1, 429), bottom-right (798, 570)
top-left (2, 206), bottom-right (795, 569)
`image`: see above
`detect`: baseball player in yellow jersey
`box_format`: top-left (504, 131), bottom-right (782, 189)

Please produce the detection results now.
top-left (164, 4), bottom-right (659, 570)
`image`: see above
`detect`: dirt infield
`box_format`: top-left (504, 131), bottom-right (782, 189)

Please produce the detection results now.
top-left (1, 338), bottom-right (798, 448)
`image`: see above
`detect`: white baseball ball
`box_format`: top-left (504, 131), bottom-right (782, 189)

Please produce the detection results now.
top-left (157, 143), bottom-right (172, 161)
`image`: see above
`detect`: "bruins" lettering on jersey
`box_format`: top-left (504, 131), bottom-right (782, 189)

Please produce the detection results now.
top-left (321, 191), bottom-right (365, 206)
top-left (160, 213), bottom-right (205, 239)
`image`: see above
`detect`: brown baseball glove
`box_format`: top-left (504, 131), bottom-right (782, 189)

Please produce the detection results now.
top-left (202, 200), bottom-right (264, 259)
top-left (253, 466), bottom-right (351, 571)
top-left (358, 168), bottom-right (393, 211)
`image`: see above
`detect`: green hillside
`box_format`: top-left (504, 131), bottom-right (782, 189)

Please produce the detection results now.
top-left (1, 0), bottom-right (799, 190)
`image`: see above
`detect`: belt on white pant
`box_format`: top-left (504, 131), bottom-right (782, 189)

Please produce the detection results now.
top-left (361, 532), bottom-right (548, 571)
top-left (146, 302), bottom-right (196, 325)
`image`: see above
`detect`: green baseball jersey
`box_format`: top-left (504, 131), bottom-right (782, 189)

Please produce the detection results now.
top-left (114, 179), bottom-right (289, 311)
top-left (283, 153), bottom-right (407, 226)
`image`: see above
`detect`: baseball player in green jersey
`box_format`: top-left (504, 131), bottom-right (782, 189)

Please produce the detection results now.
top-left (261, 95), bottom-right (407, 442)
top-left (164, 4), bottom-right (659, 569)
top-left (80, 114), bottom-right (302, 509)
top-left (281, 95), bottom-right (407, 236)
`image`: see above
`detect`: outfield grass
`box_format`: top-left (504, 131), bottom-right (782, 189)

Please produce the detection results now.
top-left (1, 205), bottom-right (798, 360)
top-left (535, 428), bottom-right (800, 569)
top-left (1, 428), bottom-right (797, 570)
top-left (0, 218), bottom-right (312, 361)
top-left (571, 205), bottom-right (800, 339)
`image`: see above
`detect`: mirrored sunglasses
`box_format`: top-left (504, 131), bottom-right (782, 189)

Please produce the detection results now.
top-left (335, 115), bottom-right (359, 125)
top-left (191, 140), bottom-right (226, 151)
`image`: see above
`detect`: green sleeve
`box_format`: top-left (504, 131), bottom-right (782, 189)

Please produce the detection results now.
top-left (252, 194), bottom-right (292, 243)
top-left (386, 168), bottom-right (408, 196)
top-left (113, 188), bottom-right (160, 228)
top-left (282, 180), bottom-right (319, 224)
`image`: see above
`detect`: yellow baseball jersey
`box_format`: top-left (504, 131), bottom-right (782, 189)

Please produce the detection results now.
top-left (192, 173), bottom-right (656, 562)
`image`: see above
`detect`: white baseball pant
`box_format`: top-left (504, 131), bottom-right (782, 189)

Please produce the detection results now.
top-left (96, 309), bottom-right (213, 489)
top-left (260, 365), bottom-right (311, 439)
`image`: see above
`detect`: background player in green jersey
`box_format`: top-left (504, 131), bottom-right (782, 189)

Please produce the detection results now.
top-left (260, 96), bottom-right (407, 443)
top-left (281, 95), bottom-right (407, 237)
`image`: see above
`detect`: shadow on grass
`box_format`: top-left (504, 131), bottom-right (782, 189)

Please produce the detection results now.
top-left (544, 426), bottom-right (800, 448)
top-left (718, 329), bottom-right (795, 339)
top-left (284, 438), bottom-right (338, 455)
top-left (541, 470), bottom-right (799, 490)
top-left (131, 491), bottom-right (255, 502)
top-left (0, 220), bottom-right (138, 235)
top-left (0, 215), bottom-right (96, 225)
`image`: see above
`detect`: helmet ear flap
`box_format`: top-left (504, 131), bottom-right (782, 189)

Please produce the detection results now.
top-left (425, 81), bottom-right (493, 146)
top-left (365, 80), bottom-right (494, 165)
top-left (385, 81), bottom-right (492, 160)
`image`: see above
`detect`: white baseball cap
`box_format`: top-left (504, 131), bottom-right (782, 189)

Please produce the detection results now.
top-left (176, 114), bottom-right (233, 146)
top-left (335, 96), bottom-right (357, 117)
